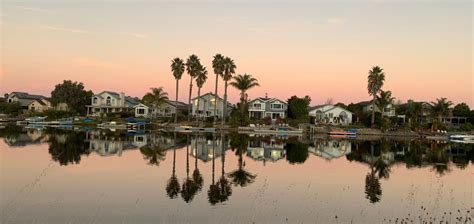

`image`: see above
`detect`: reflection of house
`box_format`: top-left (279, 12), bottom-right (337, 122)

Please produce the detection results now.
top-left (357, 101), bottom-right (396, 117)
top-left (247, 137), bottom-right (286, 163)
top-left (362, 151), bottom-right (395, 165)
top-left (308, 139), bottom-right (352, 160)
top-left (248, 96), bottom-right (288, 120)
top-left (191, 135), bottom-right (227, 162)
top-left (4, 128), bottom-right (48, 147)
top-left (191, 93), bottom-right (232, 119)
top-left (87, 91), bottom-right (140, 116)
top-left (85, 131), bottom-right (136, 156)
top-left (134, 101), bottom-right (189, 118)
top-left (309, 105), bottom-right (353, 124)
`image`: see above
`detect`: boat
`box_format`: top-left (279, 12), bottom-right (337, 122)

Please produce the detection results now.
top-left (239, 126), bottom-right (303, 136)
top-left (449, 135), bottom-right (474, 143)
top-left (97, 121), bottom-right (127, 130)
top-left (175, 126), bottom-right (216, 133)
top-left (329, 129), bottom-right (357, 136)
top-left (25, 116), bottom-right (47, 124)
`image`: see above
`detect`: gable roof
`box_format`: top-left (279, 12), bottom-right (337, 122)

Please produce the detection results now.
top-left (125, 96), bottom-right (140, 106)
top-left (249, 97), bottom-right (287, 105)
top-left (192, 92), bottom-right (224, 101)
top-left (9, 92), bottom-right (46, 100)
top-left (94, 91), bottom-right (121, 98)
top-left (309, 104), bottom-right (353, 114)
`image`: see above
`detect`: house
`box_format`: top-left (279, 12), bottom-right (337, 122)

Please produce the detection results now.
top-left (191, 135), bottom-right (228, 162)
top-left (247, 136), bottom-right (286, 164)
top-left (27, 98), bottom-right (68, 112)
top-left (6, 92), bottom-right (47, 111)
top-left (134, 101), bottom-right (189, 118)
top-left (358, 100), bottom-right (396, 117)
top-left (308, 139), bottom-right (352, 160)
top-left (191, 92), bottom-right (232, 119)
top-left (86, 91), bottom-right (140, 116)
top-left (248, 96), bottom-right (288, 120)
top-left (309, 104), bottom-right (353, 124)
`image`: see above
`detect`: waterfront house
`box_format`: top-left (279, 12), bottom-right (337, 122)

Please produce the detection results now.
top-left (357, 101), bottom-right (396, 117)
top-left (135, 100), bottom-right (189, 118)
top-left (7, 92), bottom-right (47, 112)
top-left (248, 96), bottom-right (288, 120)
top-left (191, 92), bottom-right (232, 119)
top-left (27, 98), bottom-right (68, 112)
top-left (86, 91), bottom-right (139, 116)
top-left (309, 104), bottom-right (353, 125)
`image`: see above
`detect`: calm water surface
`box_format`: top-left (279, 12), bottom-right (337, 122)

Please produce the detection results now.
top-left (1, 125), bottom-right (472, 224)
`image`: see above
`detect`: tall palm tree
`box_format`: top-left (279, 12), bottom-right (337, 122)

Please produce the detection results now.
top-left (212, 54), bottom-right (225, 123)
top-left (376, 90), bottom-right (395, 121)
top-left (221, 57), bottom-right (236, 126)
top-left (171, 58), bottom-right (185, 124)
top-left (367, 66), bottom-right (385, 126)
top-left (166, 132), bottom-right (180, 199)
top-left (195, 65), bottom-right (208, 123)
top-left (186, 55), bottom-right (201, 122)
top-left (142, 87), bottom-right (169, 107)
top-left (230, 74), bottom-right (260, 125)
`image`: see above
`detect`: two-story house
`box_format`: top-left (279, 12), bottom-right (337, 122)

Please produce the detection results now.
top-left (6, 92), bottom-right (68, 112)
top-left (87, 91), bottom-right (139, 116)
top-left (191, 92), bottom-right (232, 119)
top-left (248, 96), bottom-right (288, 120)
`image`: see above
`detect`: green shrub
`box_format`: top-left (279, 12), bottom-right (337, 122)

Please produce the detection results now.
top-left (459, 123), bottom-right (473, 132)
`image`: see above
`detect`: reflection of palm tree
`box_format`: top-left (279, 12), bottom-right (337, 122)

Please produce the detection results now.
top-left (166, 133), bottom-right (180, 199)
top-left (228, 134), bottom-right (256, 187)
top-left (208, 134), bottom-right (220, 204)
top-left (193, 134), bottom-right (204, 190)
top-left (218, 133), bottom-right (232, 201)
top-left (181, 134), bottom-right (199, 203)
top-left (139, 144), bottom-right (166, 166)
top-left (365, 143), bottom-right (382, 203)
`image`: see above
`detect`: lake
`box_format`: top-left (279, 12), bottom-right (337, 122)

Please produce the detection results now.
top-left (1, 125), bottom-right (472, 224)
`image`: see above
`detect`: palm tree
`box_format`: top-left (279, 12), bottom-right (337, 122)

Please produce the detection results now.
top-left (171, 58), bottom-right (185, 124)
top-left (367, 66), bottom-right (385, 126)
top-left (166, 132), bottom-right (180, 199)
top-left (192, 134), bottom-right (204, 191)
top-left (365, 142), bottom-right (382, 203)
top-left (142, 87), bottom-right (169, 108)
top-left (139, 144), bottom-right (166, 166)
top-left (208, 134), bottom-right (220, 205)
top-left (376, 90), bottom-right (395, 122)
top-left (212, 54), bottom-right (225, 123)
top-left (430, 98), bottom-right (453, 124)
top-left (221, 57), bottom-right (236, 126)
top-left (407, 101), bottom-right (423, 129)
top-left (195, 65), bottom-right (208, 123)
top-left (186, 55), bottom-right (201, 122)
top-left (218, 133), bottom-right (232, 201)
top-left (230, 74), bottom-right (260, 125)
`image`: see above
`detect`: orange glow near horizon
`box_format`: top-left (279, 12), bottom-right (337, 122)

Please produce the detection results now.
top-left (1, 1), bottom-right (472, 107)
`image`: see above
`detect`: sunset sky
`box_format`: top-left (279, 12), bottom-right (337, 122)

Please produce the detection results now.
top-left (1, 0), bottom-right (472, 106)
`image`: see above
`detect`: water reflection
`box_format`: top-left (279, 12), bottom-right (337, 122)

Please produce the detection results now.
top-left (1, 125), bottom-right (473, 208)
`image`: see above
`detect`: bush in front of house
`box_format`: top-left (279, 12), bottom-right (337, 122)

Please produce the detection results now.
top-left (459, 123), bottom-right (473, 132)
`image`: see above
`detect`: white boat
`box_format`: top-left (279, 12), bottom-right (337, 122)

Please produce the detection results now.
top-left (449, 135), bottom-right (474, 143)
top-left (175, 126), bottom-right (215, 133)
top-left (98, 121), bottom-right (127, 130)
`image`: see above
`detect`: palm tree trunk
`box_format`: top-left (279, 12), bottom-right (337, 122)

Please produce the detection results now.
top-left (175, 79), bottom-right (179, 124)
top-left (214, 74), bottom-right (219, 124)
top-left (186, 135), bottom-right (190, 178)
top-left (222, 81), bottom-right (228, 126)
top-left (221, 133), bottom-right (225, 176)
top-left (196, 88), bottom-right (201, 124)
top-left (211, 134), bottom-right (216, 184)
top-left (371, 95), bottom-right (376, 126)
top-left (188, 78), bottom-right (193, 122)
top-left (240, 90), bottom-right (245, 126)
top-left (173, 132), bottom-right (177, 177)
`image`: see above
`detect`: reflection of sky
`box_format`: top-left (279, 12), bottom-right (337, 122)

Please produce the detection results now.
top-left (1, 139), bottom-right (471, 223)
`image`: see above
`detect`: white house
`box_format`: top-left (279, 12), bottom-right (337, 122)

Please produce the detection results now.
top-left (192, 93), bottom-right (232, 119)
top-left (134, 103), bottom-right (150, 118)
top-left (134, 101), bottom-right (189, 118)
top-left (248, 96), bottom-right (288, 120)
top-left (309, 104), bottom-right (353, 125)
top-left (27, 98), bottom-right (68, 112)
top-left (308, 139), bottom-right (352, 160)
top-left (87, 91), bottom-right (139, 116)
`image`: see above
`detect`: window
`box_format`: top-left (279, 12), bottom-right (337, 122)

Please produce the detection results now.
top-left (93, 97), bottom-right (98, 104)
top-left (106, 97), bottom-right (111, 106)
top-left (137, 108), bottom-right (145, 114)
top-left (8, 99), bottom-right (12, 103)
top-left (271, 104), bottom-right (282, 109)
top-left (329, 113), bottom-right (333, 118)
top-left (210, 99), bottom-right (216, 107)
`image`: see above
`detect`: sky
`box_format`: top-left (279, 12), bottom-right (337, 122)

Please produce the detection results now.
top-left (1, 0), bottom-right (472, 107)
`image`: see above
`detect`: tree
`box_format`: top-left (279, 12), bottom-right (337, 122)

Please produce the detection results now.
top-left (139, 144), bottom-right (166, 166)
top-left (230, 74), bottom-right (260, 126)
top-left (142, 87), bottom-right (168, 107)
top-left (376, 90), bottom-right (395, 129)
top-left (47, 130), bottom-right (90, 166)
top-left (367, 66), bottom-right (385, 126)
top-left (221, 57), bottom-right (236, 125)
top-left (171, 57), bottom-right (185, 124)
top-left (430, 98), bottom-right (453, 123)
top-left (287, 95), bottom-right (311, 120)
top-left (186, 55), bottom-right (201, 122)
top-left (0, 101), bottom-right (22, 116)
top-left (228, 134), bottom-right (256, 187)
top-left (50, 80), bottom-right (93, 115)
top-left (212, 54), bottom-right (225, 123)
top-left (285, 137), bottom-right (309, 164)
top-left (195, 64), bottom-right (208, 123)
top-left (181, 135), bottom-right (199, 203)
top-left (453, 103), bottom-right (470, 117)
